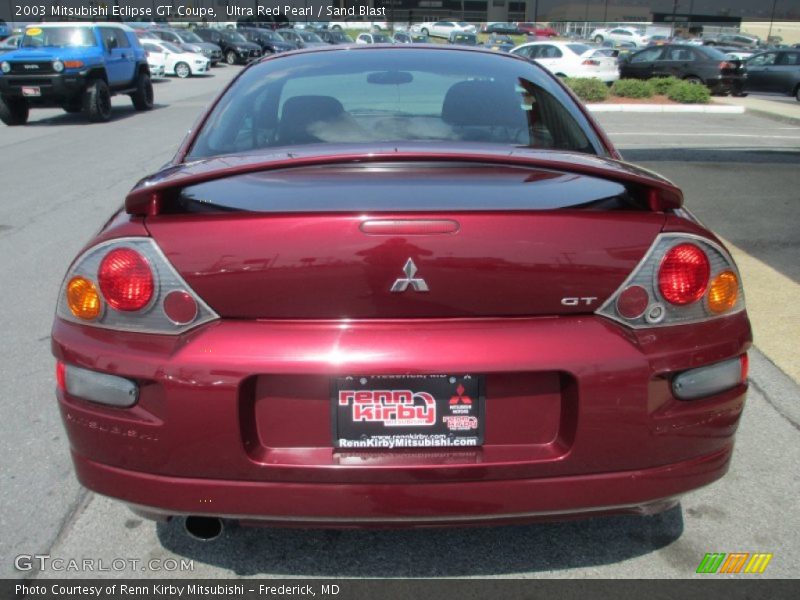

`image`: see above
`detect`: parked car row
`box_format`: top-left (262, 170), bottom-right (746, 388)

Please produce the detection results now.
top-left (618, 44), bottom-right (800, 100)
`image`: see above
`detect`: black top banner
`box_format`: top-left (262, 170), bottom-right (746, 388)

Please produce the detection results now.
top-left (1, 1), bottom-right (799, 26)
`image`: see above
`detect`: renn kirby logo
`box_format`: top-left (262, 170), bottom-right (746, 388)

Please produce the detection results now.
top-left (696, 552), bottom-right (773, 574)
top-left (338, 390), bottom-right (436, 426)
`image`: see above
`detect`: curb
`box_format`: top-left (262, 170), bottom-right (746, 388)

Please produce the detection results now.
top-left (587, 104), bottom-right (746, 114)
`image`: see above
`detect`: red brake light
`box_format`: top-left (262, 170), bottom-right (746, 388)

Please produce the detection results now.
top-left (658, 243), bottom-right (710, 305)
top-left (98, 248), bottom-right (154, 311)
top-left (582, 59), bottom-right (601, 66)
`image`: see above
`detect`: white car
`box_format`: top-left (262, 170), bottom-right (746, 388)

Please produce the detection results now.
top-left (140, 39), bottom-right (209, 79)
top-left (511, 41), bottom-right (620, 83)
top-left (141, 43), bottom-right (166, 79)
top-left (329, 20), bottom-right (389, 32)
top-left (411, 21), bottom-right (476, 39)
top-left (355, 32), bottom-right (395, 45)
top-left (589, 27), bottom-right (649, 48)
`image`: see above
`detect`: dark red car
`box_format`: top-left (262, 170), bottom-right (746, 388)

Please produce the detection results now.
top-left (516, 22), bottom-right (559, 37)
top-left (52, 46), bottom-right (750, 538)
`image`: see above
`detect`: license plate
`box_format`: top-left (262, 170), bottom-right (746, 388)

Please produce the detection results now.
top-left (333, 374), bottom-right (484, 449)
top-left (22, 86), bottom-right (40, 97)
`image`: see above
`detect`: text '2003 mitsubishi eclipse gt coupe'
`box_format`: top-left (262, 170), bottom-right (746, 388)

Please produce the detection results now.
top-left (52, 46), bottom-right (751, 534)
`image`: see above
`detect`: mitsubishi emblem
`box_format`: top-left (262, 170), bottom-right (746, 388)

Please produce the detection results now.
top-left (390, 258), bottom-right (429, 293)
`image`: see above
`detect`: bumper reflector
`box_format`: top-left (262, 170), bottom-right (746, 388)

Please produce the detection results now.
top-left (672, 356), bottom-right (746, 400)
top-left (64, 364), bottom-right (139, 408)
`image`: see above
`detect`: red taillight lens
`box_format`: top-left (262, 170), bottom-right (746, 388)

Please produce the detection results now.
top-left (658, 243), bottom-right (710, 305)
top-left (98, 248), bottom-right (154, 311)
top-left (740, 354), bottom-right (749, 382)
top-left (582, 59), bottom-right (601, 66)
top-left (719, 61), bottom-right (735, 69)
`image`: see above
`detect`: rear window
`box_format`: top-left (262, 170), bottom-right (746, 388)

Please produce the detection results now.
top-left (567, 43), bottom-right (592, 55)
top-left (187, 49), bottom-right (601, 159)
top-left (697, 46), bottom-right (728, 60)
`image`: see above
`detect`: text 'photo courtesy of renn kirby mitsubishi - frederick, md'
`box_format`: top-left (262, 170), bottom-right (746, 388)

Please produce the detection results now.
top-left (0, 0), bottom-right (799, 597)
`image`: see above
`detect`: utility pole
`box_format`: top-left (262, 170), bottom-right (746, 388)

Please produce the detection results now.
top-left (767, 0), bottom-right (778, 43)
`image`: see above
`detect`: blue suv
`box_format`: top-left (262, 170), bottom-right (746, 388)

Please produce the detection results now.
top-left (0, 23), bottom-right (153, 125)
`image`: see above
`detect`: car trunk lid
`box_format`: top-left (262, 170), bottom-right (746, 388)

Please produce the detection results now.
top-left (142, 159), bottom-right (667, 319)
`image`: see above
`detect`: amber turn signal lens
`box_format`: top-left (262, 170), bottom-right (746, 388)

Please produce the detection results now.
top-left (66, 276), bottom-right (101, 321)
top-left (707, 271), bottom-right (739, 313)
top-left (63, 60), bottom-right (84, 69)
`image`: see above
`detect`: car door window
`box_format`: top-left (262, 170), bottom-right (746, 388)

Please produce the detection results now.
top-left (748, 53), bottom-right (777, 66)
top-left (664, 47), bottom-right (694, 61)
top-left (113, 29), bottom-right (130, 49)
top-left (776, 52), bottom-right (799, 66)
top-left (538, 45), bottom-right (562, 59)
top-left (631, 48), bottom-right (663, 63)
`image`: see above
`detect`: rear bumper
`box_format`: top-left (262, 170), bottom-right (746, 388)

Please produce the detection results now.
top-left (76, 447), bottom-right (729, 526)
top-left (706, 74), bottom-right (746, 92)
top-left (52, 312), bottom-right (751, 526)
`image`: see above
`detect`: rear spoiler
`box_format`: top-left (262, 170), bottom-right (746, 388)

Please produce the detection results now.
top-left (125, 150), bottom-right (683, 215)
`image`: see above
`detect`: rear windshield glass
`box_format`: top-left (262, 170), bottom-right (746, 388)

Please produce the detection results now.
top-left (698, 46), bottom-right (727, 60)
top-left (187, 49), bottom-right (600, 159)
top-left (567, 43), bottom-right (592, 55)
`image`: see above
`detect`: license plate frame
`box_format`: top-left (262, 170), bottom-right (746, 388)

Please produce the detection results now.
top-left (332, 374), bottom-right (484, 449)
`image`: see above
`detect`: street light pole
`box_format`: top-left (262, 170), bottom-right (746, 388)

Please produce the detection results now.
top-left (767, 0), bottom-right (778, 43)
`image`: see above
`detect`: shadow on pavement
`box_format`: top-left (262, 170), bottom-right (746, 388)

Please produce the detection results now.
top-left (622, 148), bottom-right (800, 165)
top-left (25, 103), bottom-right (167, 126)
top-left (156, 505), bottom-right (684, 577)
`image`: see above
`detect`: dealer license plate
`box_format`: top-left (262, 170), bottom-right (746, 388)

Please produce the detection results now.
top-left (22, 86), bottom-right (41, 97)
top-left (333, 374), bottom-right (484, 449)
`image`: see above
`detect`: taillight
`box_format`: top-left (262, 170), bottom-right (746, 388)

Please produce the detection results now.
top-left (582, 59), bottom-right (601, 66)
top-left (98, 248), bottom-right (154, 311)
top-left (596, 233), bottom-right (745, 328)
top-left (57, 238), bottom-right (218, 334)
top-left (658, 243), bottom-right (709, 305)
top-left (720, 61), bottom-right (736, 69)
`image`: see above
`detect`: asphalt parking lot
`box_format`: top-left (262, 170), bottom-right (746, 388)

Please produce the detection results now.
top-left (1, 66), bottom-right (798, 579)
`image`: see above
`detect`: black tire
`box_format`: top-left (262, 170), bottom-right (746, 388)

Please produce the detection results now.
top-left (0, 95), bottom-right (29, 126)
top-left (130, 72), bottom-right (154, 110)
top-left (225, 50), bottom-right (237, 65)
top-left (795, 85), bottom-right (800, 102)
top-left (174, 62), bottom-right (191, 79)
top-left (594, 35), bottom-right (604, 43)
top-left (684, 75), bottom-right (703, 85)
top-left (82, 79), bottom-right (112, 123)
